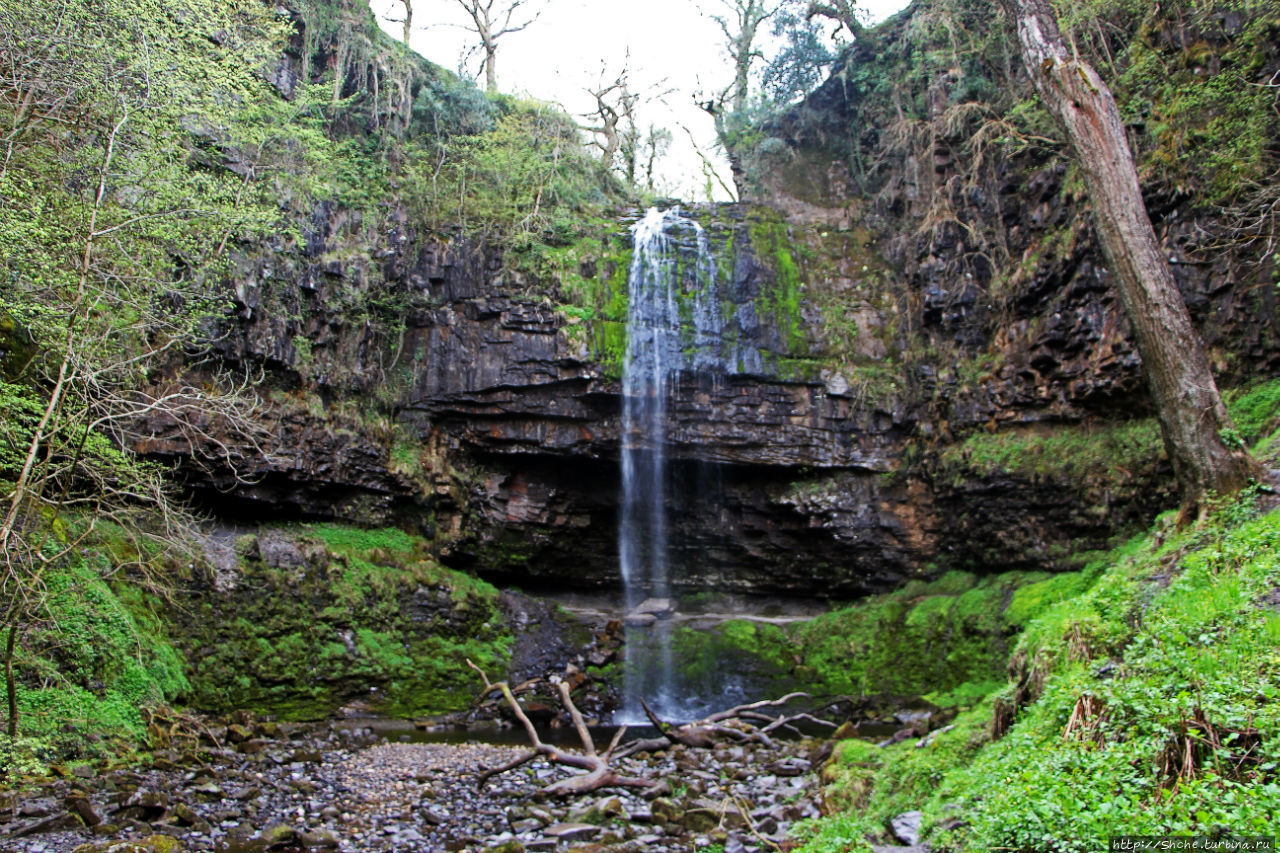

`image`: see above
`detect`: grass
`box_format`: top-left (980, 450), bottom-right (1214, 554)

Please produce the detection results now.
top-left (939, 418), bottom-right (1165, 482)
top-left (801, 495), bottom-right (1280, 849)
top-left (799, 387), bottom-right (1280, 850)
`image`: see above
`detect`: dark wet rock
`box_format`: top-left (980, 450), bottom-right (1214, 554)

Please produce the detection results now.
top-left (66, 796), bottom-right (102, 827)
top-left (632, 598), bottom-right (673, 616)
top-left (19, 797), bottom-right (57, 817)
top-left (543, 822), bottom-right (600, 840)
top-left (260, 823), bottom-right (300, 849)
top-left (112, 791), bottom-right (168, 823)
top-left (298, 828), bottom-right (340, 848)
top-left (769, 757), bottom-right (811, 777)
top-left (71, 836), bottom-right (184, 853)
top-left (10, 812), bottom-right (85, 837)
top-left (649, 798), bottom-right (684, 827)
top-left (680, 807), bottom-right (724, 833)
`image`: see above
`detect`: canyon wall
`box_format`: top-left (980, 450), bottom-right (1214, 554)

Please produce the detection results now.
top-left (140, 0), bottom-right (1280, 598)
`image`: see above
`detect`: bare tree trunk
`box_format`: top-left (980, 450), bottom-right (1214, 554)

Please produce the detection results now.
top-left (997, 0), bottom-right (1261, 511)
top-left (484, 43), bottom-right (497, 93)
top-left (5, 621), bottom-right (18, 739)
top-left (401, 0), bottom-right (413, 45)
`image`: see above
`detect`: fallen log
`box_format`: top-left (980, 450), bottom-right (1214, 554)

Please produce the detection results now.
top-left (467, 660), bottom-right (654, 797)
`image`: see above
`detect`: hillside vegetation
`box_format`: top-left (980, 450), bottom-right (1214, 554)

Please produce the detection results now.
top-left (796, 383), bottom-right (1280, 849)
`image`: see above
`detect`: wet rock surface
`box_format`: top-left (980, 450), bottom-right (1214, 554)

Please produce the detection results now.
top-left (1, 725), bottom-right (826, 853)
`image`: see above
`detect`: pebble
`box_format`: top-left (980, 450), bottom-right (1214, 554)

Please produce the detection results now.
top-left (0, 723), bottom-right (826, 853)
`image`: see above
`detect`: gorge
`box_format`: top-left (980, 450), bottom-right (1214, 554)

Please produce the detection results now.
top-left (3, 0), bottom-right (1280, 850)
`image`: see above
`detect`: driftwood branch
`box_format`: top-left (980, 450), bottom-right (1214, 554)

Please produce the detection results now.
top-left (615, 692), bottom-right (827, 758)
top-left (467, 660), bottom-right (652, 796)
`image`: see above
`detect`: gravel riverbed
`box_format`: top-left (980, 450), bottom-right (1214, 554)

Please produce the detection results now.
top-left (1, 720), bottom-right (828, 853)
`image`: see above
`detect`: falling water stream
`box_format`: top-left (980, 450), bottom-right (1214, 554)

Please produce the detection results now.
top-left (617, 207), bottom-right (724, 723)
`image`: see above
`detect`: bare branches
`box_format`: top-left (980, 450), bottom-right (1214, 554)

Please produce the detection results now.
top-left (467, 660), bottom-right (835, 799)
top-left (468, 661), bottom-right (653, 796)
top-left (579, 56), bottom-right (675, 188)
top-left (451, 0), bottom-right (545, 92)
top-left (679, 122), bottom-right (738, 201)
top-left (805, 0), bottom-right (868, 40)
top-left (628, 692), bottom-right (821, 755)
top-left (707, 0), bottom-right (788, 113)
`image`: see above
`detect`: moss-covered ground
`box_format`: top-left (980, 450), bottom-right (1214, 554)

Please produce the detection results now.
top-left (0, 558), bottom-right (190, 777)
top-left (793, 389), bottom-right (1280, 851)
top-left (666, 565), bottom-right (1100, 713)
top-left (0, 522), bottom-right (512, 779)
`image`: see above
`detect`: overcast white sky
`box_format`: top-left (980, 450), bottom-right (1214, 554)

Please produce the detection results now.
top-left (369, 0), bottom-right (910, 201)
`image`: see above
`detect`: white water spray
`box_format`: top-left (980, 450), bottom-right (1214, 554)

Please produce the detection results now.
top-left (617, 207), bottom-right (724, 723)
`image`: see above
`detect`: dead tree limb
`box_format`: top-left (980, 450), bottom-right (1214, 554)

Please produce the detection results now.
top-left (623, 692), bottom-right (826, 756)
top-left (467, 660), bottom-right (653, 797)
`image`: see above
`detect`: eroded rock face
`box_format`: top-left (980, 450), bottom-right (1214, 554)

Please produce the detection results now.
top-left (142, 175), bottom-right (1274, 598)
top-left (148, 202), bottom-right (946, 596)
top-left (142, 8), bottom-right (1277, 598)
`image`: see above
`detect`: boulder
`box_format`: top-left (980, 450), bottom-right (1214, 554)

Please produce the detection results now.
top-left (891, 810), bottom-right (923, 846)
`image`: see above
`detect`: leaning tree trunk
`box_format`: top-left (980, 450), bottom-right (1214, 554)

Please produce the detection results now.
top-left (997, 0), bottom-right (1261, 511)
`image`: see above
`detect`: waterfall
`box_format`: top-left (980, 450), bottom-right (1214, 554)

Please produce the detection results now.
top-left (617, 207), bottom-right (723, 723)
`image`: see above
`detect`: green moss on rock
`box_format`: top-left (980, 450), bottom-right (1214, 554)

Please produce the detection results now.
top-left (175, 524), bottom-right (510, 720)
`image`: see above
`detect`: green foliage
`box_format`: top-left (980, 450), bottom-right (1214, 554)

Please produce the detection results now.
top-left (940, 382), bottom-right (1280, 492)
top-left (939, 504), bottom-right (1280, 848)
top-left (1065, 0), bottom-right (1280, 204)
top-left (1224, 379), bottom-right (1280, 451)
top-left (0, 0), bottom-right (300, 748)
top-left (521, 219), bottom-right (633, 376)
top-left (421, 100), bottom-right (613, 236)
top-left (1001, 571), bottom-right (1096, 627)
top-left (791, 811), bottom-right (877, 853)
top-left (688, 569), bottom-right (1089, 705)
top-left (940, 418), bottom-right (1165, 482)
top-left (762, 8), bottom-right (838, 106)
top-left (787, 569), bottom-right (1064, 700)
top-left (665, 619), bottom-right (797, 699)
top-left (799, 701), bottom-right (994, 850)
top-left (809, 463), bottom-right (1280, 850)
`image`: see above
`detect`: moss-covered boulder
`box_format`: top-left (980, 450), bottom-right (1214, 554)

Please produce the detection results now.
top-left (175, 524), bottom-right (511, 720)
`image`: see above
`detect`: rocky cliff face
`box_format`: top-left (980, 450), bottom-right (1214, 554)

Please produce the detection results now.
top-left (158, 203), bottom-right (931, 596)
top-left (143, 0), bottom-right (1279, 599)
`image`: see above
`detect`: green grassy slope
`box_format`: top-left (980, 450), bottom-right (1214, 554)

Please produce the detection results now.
top-left (798, 381), bottom-right (1280, 850)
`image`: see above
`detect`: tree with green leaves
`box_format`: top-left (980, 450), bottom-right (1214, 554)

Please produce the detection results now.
top-left (0, 0), bottom-right (284, 738)
top-left (761, 5), bottom-right (837, 105)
